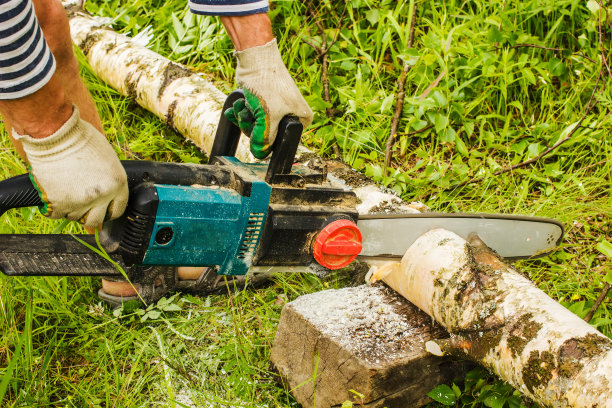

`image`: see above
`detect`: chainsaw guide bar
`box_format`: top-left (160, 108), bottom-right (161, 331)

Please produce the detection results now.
top-left (358, 213), bottom-right (564, 260)
top-left (0, 235), bottom-right (124, 276)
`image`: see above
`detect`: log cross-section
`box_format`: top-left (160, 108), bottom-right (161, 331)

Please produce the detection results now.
top-left (270, 284), bottom-right (473, 407)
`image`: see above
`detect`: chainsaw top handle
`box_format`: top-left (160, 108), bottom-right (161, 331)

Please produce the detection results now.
top-left (210, 89), bottom-right (303, 184)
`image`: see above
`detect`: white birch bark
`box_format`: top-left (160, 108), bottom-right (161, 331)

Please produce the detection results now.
top-left (369, 229), bottom-right (612, 408)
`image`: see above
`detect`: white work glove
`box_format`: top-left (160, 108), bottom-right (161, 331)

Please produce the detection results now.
top-left (225, 39), bottom-right (313, 159)
top-left (13, 106), bottom-right (128, 228)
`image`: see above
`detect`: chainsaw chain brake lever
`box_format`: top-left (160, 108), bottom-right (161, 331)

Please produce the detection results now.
top-left (210, 89), bottom-right (303, 184)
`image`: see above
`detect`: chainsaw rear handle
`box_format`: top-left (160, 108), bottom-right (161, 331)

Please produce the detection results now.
top-left (0, 174), bottom-right (41, 218)
top-left (210, 89), bottom-right (303, 184)
top-left (0, 161), bottom-right (233, 218)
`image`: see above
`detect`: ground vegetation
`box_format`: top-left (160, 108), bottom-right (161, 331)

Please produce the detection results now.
top-left (0, 0), bottom-right (610, 406)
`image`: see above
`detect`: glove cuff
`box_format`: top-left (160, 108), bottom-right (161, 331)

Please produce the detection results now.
top-left (13, 105), bottom-right (88, 159)
top-left (234, 39), bottom-right (284, 73)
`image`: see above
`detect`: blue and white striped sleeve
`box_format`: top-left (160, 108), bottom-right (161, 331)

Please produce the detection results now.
top-left (0, 0), bottom-right (55, 100)
top-left (189, 0), bottom-right (269, 16)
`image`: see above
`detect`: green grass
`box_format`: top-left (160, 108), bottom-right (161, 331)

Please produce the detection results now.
top-left (1, 0), bottom-right (611, 406)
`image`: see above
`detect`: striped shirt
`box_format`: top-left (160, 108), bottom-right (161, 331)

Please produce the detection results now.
top-left (0, 0), bottom-right (55, 100)
top-left (0, 0), bottom-right (269, 100)
top-left (189, 0), bottom-right (269, 16)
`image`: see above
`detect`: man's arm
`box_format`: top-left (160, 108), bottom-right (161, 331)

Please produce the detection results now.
top-left (0, 0), bottom-right (128, 228)
top-left (0, 76), bottom-right (72, 140)
top-left (0, 0), bottom-right (65, 138)
top-left (219, 13), bottom-right (273, 51)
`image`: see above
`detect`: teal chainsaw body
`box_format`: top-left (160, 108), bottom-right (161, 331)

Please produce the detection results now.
top-left (139, 158), bottom-right (271, 275)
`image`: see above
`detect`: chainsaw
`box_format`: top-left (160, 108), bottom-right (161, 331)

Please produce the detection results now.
top-left (0, 90), bottom-right (564, 304)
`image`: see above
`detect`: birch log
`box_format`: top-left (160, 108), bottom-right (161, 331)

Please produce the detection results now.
top-left (369, 229), bottom-right (612, 408)
top-left (63, 4), bottom-right (420, 215)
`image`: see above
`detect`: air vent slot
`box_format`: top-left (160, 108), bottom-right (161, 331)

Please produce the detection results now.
top-left (120, 207), bottom-right (154, 255)
top-left (237, 213), bottom-right (264, 259)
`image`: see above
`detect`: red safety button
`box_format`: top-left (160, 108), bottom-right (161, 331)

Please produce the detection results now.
top-left (313, 219), bottom-right (362, 270)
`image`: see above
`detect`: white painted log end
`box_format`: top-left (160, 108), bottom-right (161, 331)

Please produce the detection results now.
top-left (425, 340), bottom-right (444, 357)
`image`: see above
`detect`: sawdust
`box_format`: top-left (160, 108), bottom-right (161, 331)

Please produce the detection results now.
top-left (329, 166), bottom-right (371, 188)
top-left (352, 185), bottom-right (410, 214)
top-left (368, 200), bottom-right (401, 214)
top-left (289, 285), bottom-right (423, 365)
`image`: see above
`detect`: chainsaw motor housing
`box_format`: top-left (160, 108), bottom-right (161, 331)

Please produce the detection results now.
top-left (98, 157), bottom-right (359, 276)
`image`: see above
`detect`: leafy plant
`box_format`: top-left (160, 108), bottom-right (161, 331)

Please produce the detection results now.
top-left (427, 368), bottom-right (535, 408)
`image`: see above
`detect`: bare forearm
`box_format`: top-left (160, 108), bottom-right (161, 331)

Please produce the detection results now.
top-left (220, 13), bottom-right (274, 51)
top-left (0, 75), bottom-right (72, 139)
top-left (0, 0), bottom-right (72, 140)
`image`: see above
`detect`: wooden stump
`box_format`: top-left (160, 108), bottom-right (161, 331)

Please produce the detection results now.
top-left (270, 284), bottom-right (472, 407)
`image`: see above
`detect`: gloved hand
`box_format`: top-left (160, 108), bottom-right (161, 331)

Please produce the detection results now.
top-left (13, 106), bottom-right (129, 228)
top-left (225, 39), bottom-right (313, 159)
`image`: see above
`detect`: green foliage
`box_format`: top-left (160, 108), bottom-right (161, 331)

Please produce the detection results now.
top-left (341, 389), bottom-right (367, 407)
top-left (0, 0), bottom-right (610, 407)
top-left (428, 384), bottom-right (459, 405)
top-left (82, 0), bottom-right (611, 208)
top-left (84, 0), bottom-right (232, 73)
top-left (113, 294), bottom-right (184, 322)
top-left (595, 239), bottom-right (612, 283)
top-left (427, 368), bottom-right (535, 408)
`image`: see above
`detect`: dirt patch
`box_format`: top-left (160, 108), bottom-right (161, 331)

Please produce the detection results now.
top-left (558, 355), bottom-right (583, 379)
top-left (158, 62), bottom-right (194, 99)
top-left (79, 31), bottom-right (104, 56)
top-left (506, 313), bottom-right (543, 358)
top-left (124, 73), bottom-right (138, 100)
top-left (294, 152), bottom-right (320, 163)
top-left (558, 333), bottom-right (611, 378)
top-left (166, 100), bottom-right (178, 129)
top-left (522, 350), bottom-right (555, 393)
top-left (329, 166), bottom-right (371, 188)
top-left (468, 328), bottom-right (504, 361)
top-left (64, 3), bottom-right (82, 18)
top-left (442, 249), bottom-right (500, 325)
top-left (104, 40), bottom-right (118, 53)
top-left (368, 200), bottom-right (401, 214)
